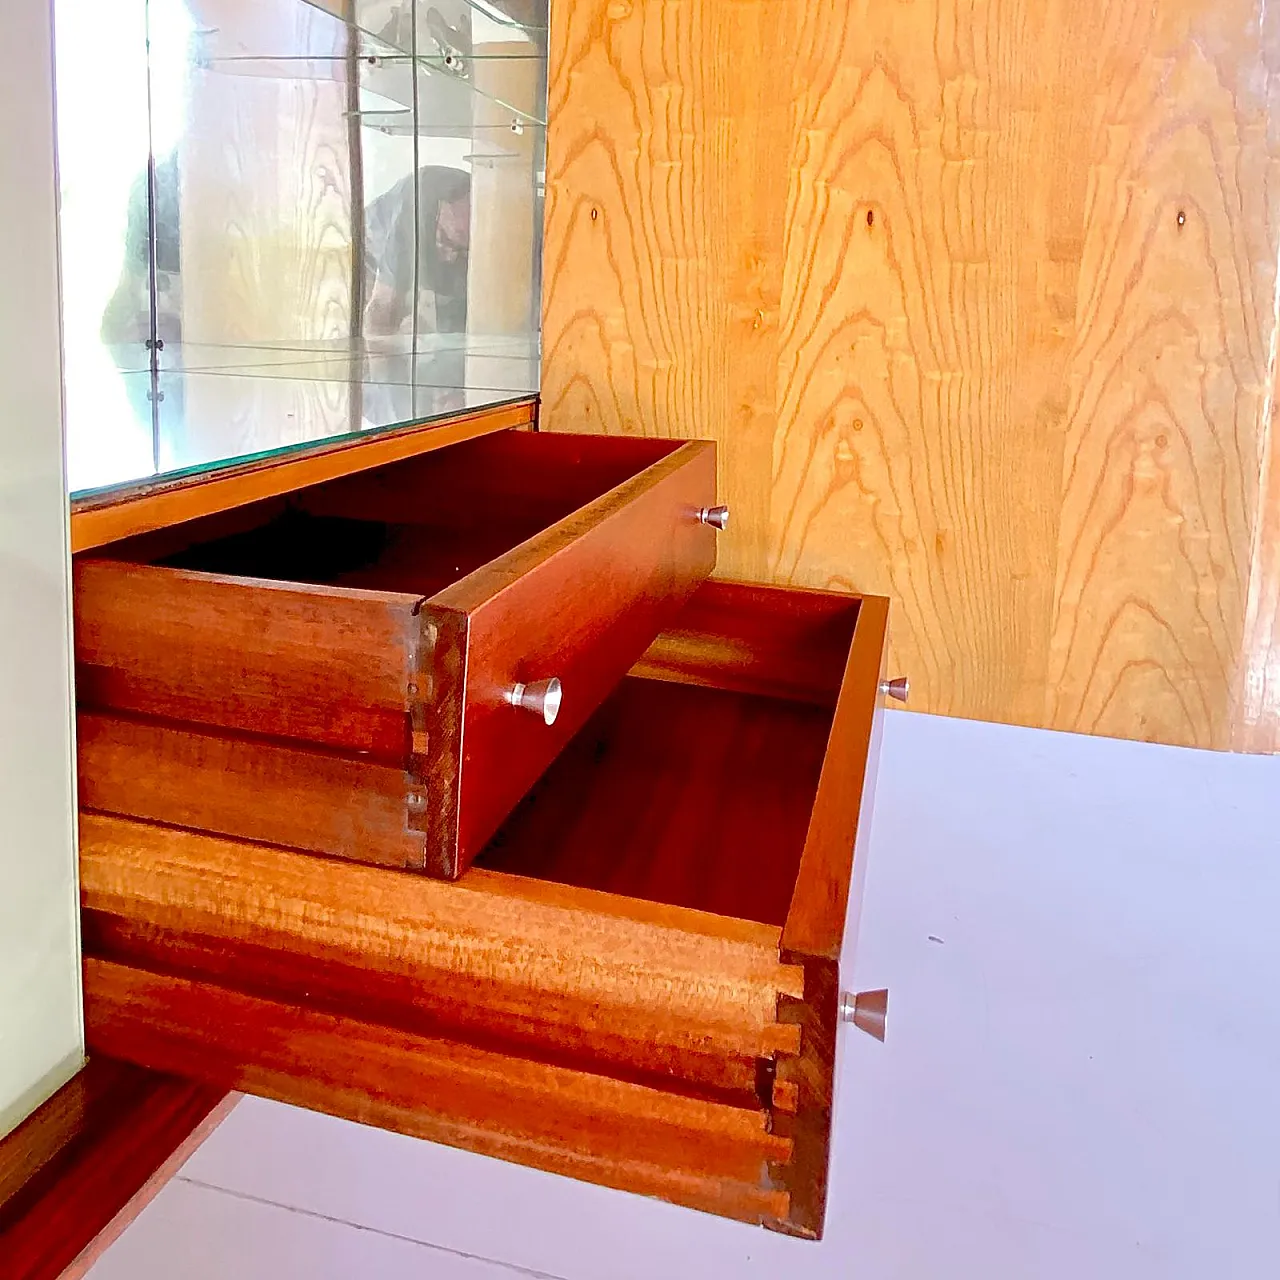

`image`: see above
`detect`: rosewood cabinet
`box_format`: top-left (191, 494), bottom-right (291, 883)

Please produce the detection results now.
top-left (71, 405), bottom-right (890, 1240)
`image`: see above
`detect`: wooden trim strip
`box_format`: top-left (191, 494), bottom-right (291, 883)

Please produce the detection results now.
top-left (70, 398), bottom-right (537, 552)
top-left (60, 1094), bottom-right (240, 1280)
top-left (0, 1057), bottom-right (229, 1280)
top-left (771, 593), bottom-right (890, 1240)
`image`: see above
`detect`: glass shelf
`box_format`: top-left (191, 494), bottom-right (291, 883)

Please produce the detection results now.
top-left (195, 27), bottom-right (547, 129)
top-left (306, 0), bottom-right (548, 51)
top-left (54, 0), bottom-right (548, 502)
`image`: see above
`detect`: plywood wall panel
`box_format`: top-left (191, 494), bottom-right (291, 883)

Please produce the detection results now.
top-left (542, 0), bottom-right (1280, 749)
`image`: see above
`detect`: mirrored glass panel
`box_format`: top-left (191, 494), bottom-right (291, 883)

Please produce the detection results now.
top-left (53, 0), bottom-right (548, 497)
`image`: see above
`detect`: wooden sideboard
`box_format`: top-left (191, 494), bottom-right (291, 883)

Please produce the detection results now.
top-left (63, 400), bottom-right (893, 1240)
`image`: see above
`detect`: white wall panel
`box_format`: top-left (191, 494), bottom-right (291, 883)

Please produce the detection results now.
top-left (0, 0), bottom-right (83, 1137)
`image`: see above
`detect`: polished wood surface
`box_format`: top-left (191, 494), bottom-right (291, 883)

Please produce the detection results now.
top-left (0, 1057), bottom-right (228, 1280)
top-left (477, 676), bottom-right (832, 927)
top-left (77, 581), bottom-right (887, 1239)
top-left (776, 596), bottom-right (888, 1238)
top-left (69, 398), bottom-right (535, 552)
top-left (79, 811), bottom-right (803, 1092)
top-left (429, 439), bottom-right (717, 874)
top-left (294, 428), bottom-right (679, 531)
top-left (75, 430), bottom-right (716, 877)
top-left (631, 580), bottom-right (861, 706)
top-left (76, 563), bottom-right (420, 756)
top-left (782, 593), bottom-right (889, 962)
top-left (83, 959), bottom-right (792, 1227)
top-left (78, 714), bottom-right (425, 869)
top-left (541, 0), bottom-right (1280, 751)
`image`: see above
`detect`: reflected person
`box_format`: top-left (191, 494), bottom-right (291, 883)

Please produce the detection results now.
top-left (101, 160), bottom-right (472, 350)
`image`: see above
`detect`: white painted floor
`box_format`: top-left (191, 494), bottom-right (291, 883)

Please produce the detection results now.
top-left (85, 710), bottom-right (1280, 1279)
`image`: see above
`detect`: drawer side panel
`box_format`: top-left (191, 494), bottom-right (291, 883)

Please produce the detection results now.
top-left (79, 815), bottom-right (805, 1073)
top-left (74, 560), bottom-right (419, 757)
top-left (78, 716), bottom-right (425, 870)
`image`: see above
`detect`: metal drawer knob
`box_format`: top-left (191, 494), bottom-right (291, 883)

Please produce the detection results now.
top-left (840, 988), bottom-right (888, 1041)
top-left (879, 676), bottom-right (910, 703)
top-left (506, 677), bottom-right (563, 726)
top-left (697, 505), bottom-right (730, 530)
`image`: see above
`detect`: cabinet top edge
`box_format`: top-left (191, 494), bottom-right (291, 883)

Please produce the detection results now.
top-left (70, 397), bottom-right (538, 553)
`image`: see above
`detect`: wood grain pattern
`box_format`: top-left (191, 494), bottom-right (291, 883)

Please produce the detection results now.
top-left (631, 579), bottom-right (861, 706)
top-left (78, 714), bottom-right (426, 869)
top-left (75, 561), bottom-right (420, 755)
top-left (74, 430), bottom-right (716, 877)
top-left (477, 676), bottom-right (831, 928)
top-left (75, 579), bottom-right (884, 1239)
top-left (541, 0), bottom-right (1280, 750)
top-left (69, 398), bottom-right (536, 552)
top-left (0, 1057), bottom-right (228, 1280)
top-left (772, 594), bottom-right (888, 1239)
top-left (1235, 389), bottom-right (1280, 751)
top-left (83, 959), bottom-right (792, 1226)
top-left (429, 438), bottom-right (717, 873)
top-left (79, 813), bottom-right (805, 1075)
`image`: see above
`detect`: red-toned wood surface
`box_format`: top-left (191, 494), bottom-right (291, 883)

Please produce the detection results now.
top-left (79, 812), bottom-right (803, 1100)
top-left (775, 592), bottom-right (889, 1239)
top-left (429, 438), bottom-right (718, 875)
top-left (75, 561), bottom-right (420, 757)
top-left (78, 714), bottom-right (425, 869)
top-left (75, 431), bottom-right (720, 880)
top-left (0, 1057), bottom-right (228, 1280)
top-left (84, 959), bottom-right (793, 1227)
top-left (631, 579), bottom-right (861, 706)
top-left (76, 581), bottom-right (886, 1239)
top-left (782, 592), bottom-right (890, 961)
top-left (477, 676), bottom-right (832, 927)
top-left (294, 428), bottom-right (683, 534)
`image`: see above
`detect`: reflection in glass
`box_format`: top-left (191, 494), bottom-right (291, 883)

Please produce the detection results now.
top-left (54, 0), bottom-right (549, 497)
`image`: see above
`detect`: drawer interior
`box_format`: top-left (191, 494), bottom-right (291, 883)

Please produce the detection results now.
top-left (113, 430), bottom-right (684, 595)
top-left (477, 584), bottom-right (863, 928)
top-left (77, 580), bottom-right (886, 1239)
top-left (478, 676), bottom-right (832, 927)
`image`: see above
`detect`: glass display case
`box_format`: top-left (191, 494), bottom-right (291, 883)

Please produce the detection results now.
top-left (53, 0), bottom-right (547, 497)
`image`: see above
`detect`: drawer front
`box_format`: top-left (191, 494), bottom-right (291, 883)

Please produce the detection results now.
top-left (78, 581), bottom-right (890, 1239)
top-left (420, 440), bottom-right (718, 876)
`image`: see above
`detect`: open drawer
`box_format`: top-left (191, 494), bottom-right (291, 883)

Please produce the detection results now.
top-left (74, 430), bottom-right (718, 878)
top-left (78, 581), bottom-right (889, 1239)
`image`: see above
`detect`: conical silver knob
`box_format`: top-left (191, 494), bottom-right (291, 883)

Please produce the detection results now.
top-left (697, 505), bottom-right (730, 530)
top-left (506, 677), bottom-right (563, 726)
top-left (839, 988), bottom-right (888, 1041)
top-left (879, 676), bottom-right (909, 703)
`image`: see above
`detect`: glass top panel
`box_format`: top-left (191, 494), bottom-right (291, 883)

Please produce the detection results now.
top-left (68, 339), bottom-right (536, 499)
